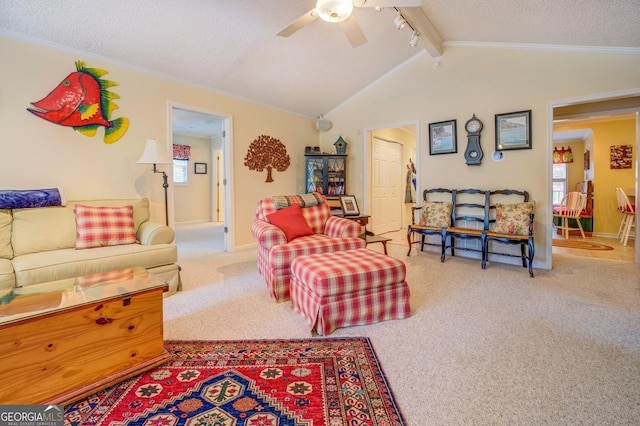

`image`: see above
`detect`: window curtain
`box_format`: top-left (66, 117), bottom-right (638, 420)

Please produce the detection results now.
top-left (173, 144), bottom-right (191, 160)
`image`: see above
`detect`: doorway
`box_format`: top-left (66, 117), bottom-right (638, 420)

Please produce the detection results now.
top-left (550, 90), bottom-right (640, 264)
top-left (169, 103), bottom-right (233, 252)
top-left (365, 123), bottom-right (418, 236)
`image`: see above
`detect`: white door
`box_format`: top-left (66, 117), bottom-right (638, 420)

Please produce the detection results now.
top-left (372, 139), bottom-right (402, 235)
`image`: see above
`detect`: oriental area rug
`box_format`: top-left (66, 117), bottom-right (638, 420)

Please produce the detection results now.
top-left (64, 337), bottom-right (406, 426)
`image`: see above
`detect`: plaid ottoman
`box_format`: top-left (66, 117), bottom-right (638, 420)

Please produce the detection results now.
top-left (290, 248), bottom-right (411, 335)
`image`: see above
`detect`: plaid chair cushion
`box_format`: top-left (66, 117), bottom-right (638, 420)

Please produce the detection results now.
top-left (74, 204), bottom-right (137, 249)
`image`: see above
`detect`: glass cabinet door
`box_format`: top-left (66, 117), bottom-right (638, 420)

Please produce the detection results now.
top-left (306, 155), bottom-right (347, 196)
top-left (326, 157), bottom-right (345, 195)
top-left (306, 157), bottom-right (325, 194)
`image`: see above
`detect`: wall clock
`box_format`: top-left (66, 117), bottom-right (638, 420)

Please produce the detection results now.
top-left (464, 114), bottom-right (484, 166)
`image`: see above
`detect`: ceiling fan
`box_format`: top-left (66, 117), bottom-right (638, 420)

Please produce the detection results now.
top-left (277, 0), bottom-right (422, 48)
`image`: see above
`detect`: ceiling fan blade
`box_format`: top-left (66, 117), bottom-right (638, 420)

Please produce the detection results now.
top-left (277, 9), bottom-right (318, 37)
top-left (339, 15), bottom-right (367, 48)
top-left (353, 0), bottom-right (422, 7)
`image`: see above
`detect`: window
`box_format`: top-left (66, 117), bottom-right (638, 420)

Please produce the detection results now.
top-left (552, 163), bottom-right (567, 206)
top-left (173, 159), bottom-right (188, 184)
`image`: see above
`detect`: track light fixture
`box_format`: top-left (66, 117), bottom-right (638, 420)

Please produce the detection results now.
top-left (393, 11), bottom-right (406, 29)
top-left (409, 31), bottom-right (419, 47)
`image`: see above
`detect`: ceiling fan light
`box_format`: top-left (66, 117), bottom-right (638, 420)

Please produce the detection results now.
top-left (316, 0), bottom-right (354, 23)
top-left (409, 31), bottom-right (419, 47)
top-left (393, 12), bottom-right (407, 30)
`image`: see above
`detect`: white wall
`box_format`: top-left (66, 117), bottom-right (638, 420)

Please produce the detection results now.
top-left (0, 36), bottom-right (317, 248)
top-left (320, 47), bottom-right (640, 269)
top-left (173, 134), bottom-right (212, 223)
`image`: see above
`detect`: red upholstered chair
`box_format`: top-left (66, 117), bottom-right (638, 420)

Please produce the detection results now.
top-left (251, 194), bottom-right (366, 302)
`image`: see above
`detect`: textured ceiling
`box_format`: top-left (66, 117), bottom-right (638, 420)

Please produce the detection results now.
top-left (1, 0), bottom-right (638, 125)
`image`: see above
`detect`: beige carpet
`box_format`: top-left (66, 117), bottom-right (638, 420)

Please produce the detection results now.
top-left (167, 223), bottom-right (640, 425)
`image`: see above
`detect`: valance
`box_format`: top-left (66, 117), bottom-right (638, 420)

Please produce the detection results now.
top-left (173, 144), bottom-right (191, 160)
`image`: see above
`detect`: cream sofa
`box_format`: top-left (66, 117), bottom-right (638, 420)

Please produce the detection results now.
top-left (0, 198), bottom-right (181, 295)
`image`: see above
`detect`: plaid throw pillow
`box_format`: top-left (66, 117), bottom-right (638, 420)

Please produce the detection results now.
top-left (271, 193), bottom-right (323, 209)
top-left (74, 204), bottom-right (137, 249)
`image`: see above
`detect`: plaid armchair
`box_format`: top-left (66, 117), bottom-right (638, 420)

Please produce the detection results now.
top-left (251, 194), bottom-right (366, 302)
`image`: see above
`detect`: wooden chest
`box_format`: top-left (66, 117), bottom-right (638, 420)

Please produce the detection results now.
top-left (0, 268), bottom-right (170, 404)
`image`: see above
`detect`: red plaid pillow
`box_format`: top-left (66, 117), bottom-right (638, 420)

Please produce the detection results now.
top-left (74, 204), bottom-right (137, 249)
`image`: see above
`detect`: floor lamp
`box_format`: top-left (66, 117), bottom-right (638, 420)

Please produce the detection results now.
top-left (137, 139), bottom-right (172, 226)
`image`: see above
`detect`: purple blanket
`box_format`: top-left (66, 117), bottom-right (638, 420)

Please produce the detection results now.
top-left (0, 188), bottom-right (65, 209)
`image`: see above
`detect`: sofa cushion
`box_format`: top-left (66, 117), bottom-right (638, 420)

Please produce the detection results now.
top-left (74, 204), bottom-right (137, 249)
top-left (11, 243), bottom-right (177, 287)
top-left (266, 204), bottom-right (314, 242)
top-left (0, 259), bottom-right (15, 293)
top-left (0, 210), bottom-right (12, 259)
top-left (12, 199), bottom-right (150, 256)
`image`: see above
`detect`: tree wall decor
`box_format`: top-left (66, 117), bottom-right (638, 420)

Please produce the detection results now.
top-left (244, 134), bottom-right (290, 182)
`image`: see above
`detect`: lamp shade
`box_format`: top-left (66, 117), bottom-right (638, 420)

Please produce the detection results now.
top-left (137, 139), bottom-right (172, 164)
top-left (316, 0), bottom-right (353, 23)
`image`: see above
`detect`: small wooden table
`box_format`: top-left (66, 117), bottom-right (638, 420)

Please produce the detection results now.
top-left (333, 214), bottom-right (391, 253)
top-left (364, 234), bottom-right (392, 255)
top-left (0, 267), bottom-right (170, 405)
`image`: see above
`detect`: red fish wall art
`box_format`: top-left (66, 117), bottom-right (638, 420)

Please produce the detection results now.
top-left (27, 61), bottom-right (130, 144)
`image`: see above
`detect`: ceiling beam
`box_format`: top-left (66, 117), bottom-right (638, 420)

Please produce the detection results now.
top-left (398, 7), bottom-right (442, 57)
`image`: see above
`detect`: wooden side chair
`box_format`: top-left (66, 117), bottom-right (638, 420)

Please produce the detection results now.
top-left (615, 187), bottom-right (636, 246)
top-left (553, 191), bottom-right (587, 239)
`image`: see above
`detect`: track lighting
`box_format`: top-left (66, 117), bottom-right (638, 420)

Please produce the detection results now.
top-left (409, 31), bottom-right (419, 47)
top-left (393, 11), bottom-right (406, 29)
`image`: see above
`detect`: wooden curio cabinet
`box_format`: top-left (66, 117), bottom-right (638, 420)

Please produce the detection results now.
top-left (305, 154), bottom-right (347, 199)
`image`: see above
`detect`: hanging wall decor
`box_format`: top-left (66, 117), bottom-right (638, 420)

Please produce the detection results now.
top-left (244, 134), bottom-right (290, 182)
top-left (27, 61), bottom-right (130, 144)
top-left (584, 150), bottom-right (590, 171)
top-left (610, 145), bottom-right (632, 169)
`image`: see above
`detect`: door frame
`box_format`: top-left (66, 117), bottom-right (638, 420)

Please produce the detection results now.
top-left (363, 120), bottom-right (420, 228)
top-left (547, 88), bottom-right (640, 265)
top-left (168, 101), bottom-right (234, 252)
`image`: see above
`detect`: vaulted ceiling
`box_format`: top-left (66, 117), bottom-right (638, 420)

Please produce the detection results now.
top-left (1, 0), bottom-right (638, 120)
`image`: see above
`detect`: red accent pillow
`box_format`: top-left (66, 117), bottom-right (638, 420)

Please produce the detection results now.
top-left (266, 204), bottom-right (314, 242)
top-left (75, 204), bottom-right (138, 249)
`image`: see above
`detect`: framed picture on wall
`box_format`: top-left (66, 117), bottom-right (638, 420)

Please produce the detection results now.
top-left (194, 162), bottom-right (207, 174)
top-left (429, 119), bottom-right (457, 155)
top-left (495, 110), bottom-right (532, 151)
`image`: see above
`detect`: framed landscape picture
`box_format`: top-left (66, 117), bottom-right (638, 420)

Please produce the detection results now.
top-left (429, 119), bottom-right (457, 155)
top-left (495, 110), bottom-right (532, 151)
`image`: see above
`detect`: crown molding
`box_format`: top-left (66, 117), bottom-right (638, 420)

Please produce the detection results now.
top-left (443, 41), bottom-right (640, 55)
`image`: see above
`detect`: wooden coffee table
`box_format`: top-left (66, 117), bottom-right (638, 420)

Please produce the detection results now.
top-left (0, 267), bottom-right (171, 405)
